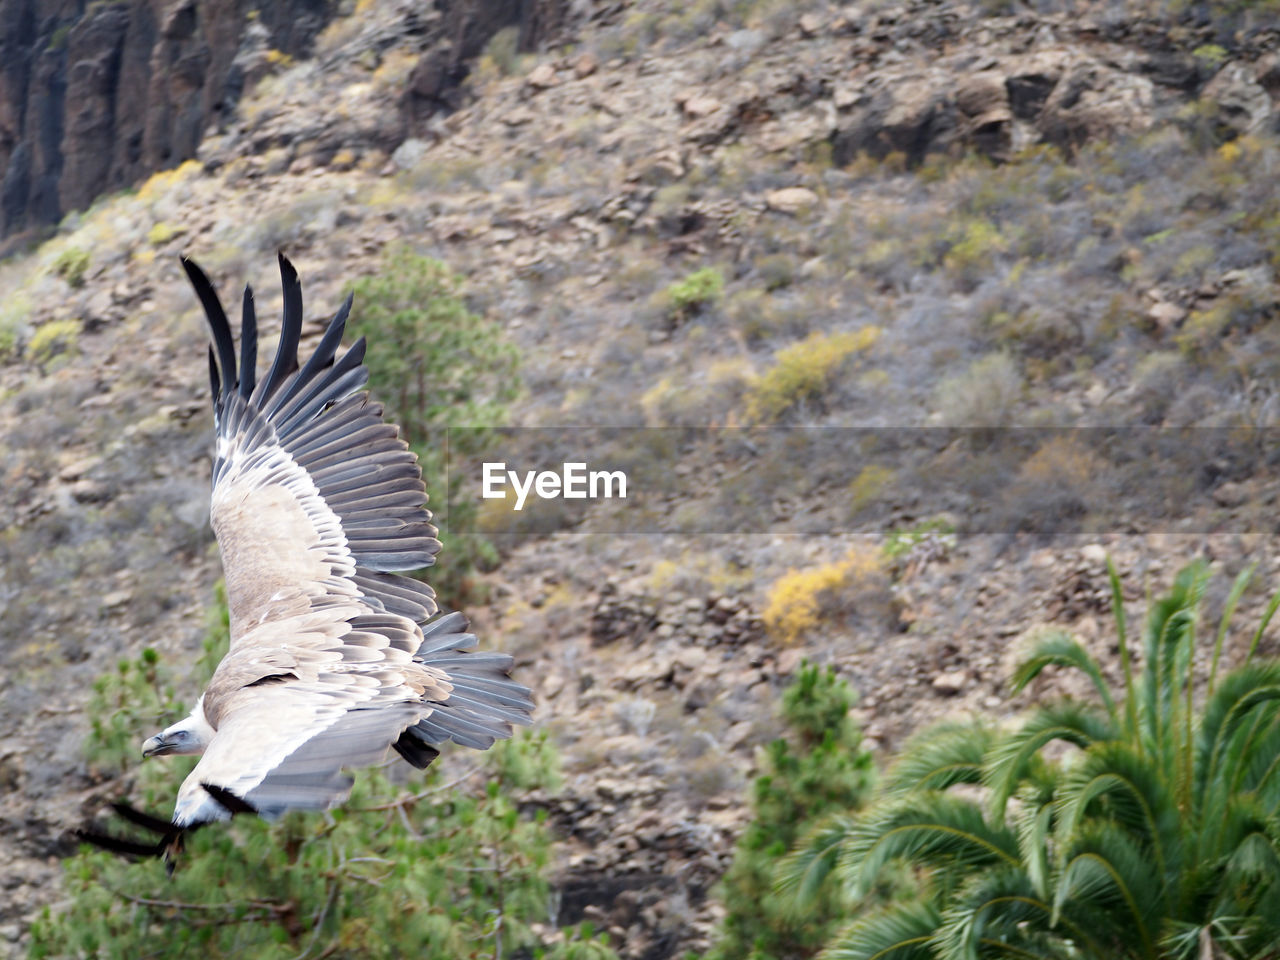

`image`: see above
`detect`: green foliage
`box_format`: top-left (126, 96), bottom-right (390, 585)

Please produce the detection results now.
top-left (1192, 43), bottom-right (1229, 70)
top-left (52, 246), bottom-right (90, 288)
top-left (778, 559), bottom-right (1280, 960)
top-left (46, 23), bottom-right (70, 51)
top-left (478, 26), bottom-right (522, 78)
top-left (33, 584), bottom-right (615, 960)
top-left (933, 352), bottom-right (1023, 427)
top-left (26, 318), bottom-right (81, 370)
top-left (882, 519), bottom-right (956, 563)
top-left (663, 266), bottom-right (724, 321)
top-left (756, 253), bottom-right (797, 292)
top-left (347, 247), bottom-right (520, 604)
top-left (707, 664), bottom-right (875, 960)
top-left (942, 218), bottom-right (1005, 288)
top-left (85, 647), bottom-right (187, 776)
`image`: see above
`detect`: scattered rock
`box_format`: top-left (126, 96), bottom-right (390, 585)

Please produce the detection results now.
top-left (1039, 58), bottom-right (1155, 150)
top-left (57, 455), bottom-right (100, 483)
top-left (1148, 300), bottom-right (1186, 332)
top-left (680, 94), bottom-right (723, 119)
top-left (101, 589), bottom-right (133, 610)
top-left (932, 670), bottom-right (969, 696)
top-left (765, 187), bottom-right (819, 215)
top-left (527, 63), bottom-right (559, 90)
top-left (775, 647), bottom-right (806, 677)
top-left (1213, 481), bottom-right (1250, 508)
top-left (390, 138), bottom-right (430, 171)
top-left (725, 29), bottom-right (765, 54)
top-left (798, 12), bottom-right (823, 37)
top-left (1080, 544), bottom-right (1108, 564)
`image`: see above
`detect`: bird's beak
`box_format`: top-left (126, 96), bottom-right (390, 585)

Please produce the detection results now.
top-left (141, 734), bottom-right (170, 758)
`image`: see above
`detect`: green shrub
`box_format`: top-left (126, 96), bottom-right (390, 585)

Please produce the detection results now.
top-left (933, 352), bottom-right (1023, 427)
top-left (707, 664), bottom-right (875, 960)
top-left (347, 247), bottom-right (520, 604)
top-left (663, 266), bottom-right (724, 322)
top-left (146, 221), bottom-right (181, 246)
top-left (26, 318), bottom-right (81, 370)
top-left (756, 253), bottom-right (797, 291)
top-left (52, 247), bottom-right (90, 288)
top-left (477, 26), bottom-right (522, 78)
top-left (780, 559), bottom-right (1280, 960)
top-left (761, 547), bottom-right (885, 646)
top-left (942, 217), bottom-right (1005, 288)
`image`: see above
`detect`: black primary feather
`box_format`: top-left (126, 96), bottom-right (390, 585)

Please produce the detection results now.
top-left (239, 285), bottom-right (257, 400)
top-left (202, 783), bottom-right (259, 816)
top-left (255, 253), bottom-right (303, 407)
top-left (266, 292), bottom-right (353, 417)
top-left (182, 257), bottom-right (237, 400)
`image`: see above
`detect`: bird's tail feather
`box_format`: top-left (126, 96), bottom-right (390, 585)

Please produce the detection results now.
top-left (398, 612), bottom-right (533, 758)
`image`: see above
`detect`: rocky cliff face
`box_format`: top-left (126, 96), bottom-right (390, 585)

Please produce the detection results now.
top-left (0, 0), bottom-right (336, 246)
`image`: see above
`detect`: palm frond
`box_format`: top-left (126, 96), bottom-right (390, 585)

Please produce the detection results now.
top-left (1234, 715), bottom-right (1280, 808)
top-left (1010, 630), bottom-right (1116, 721)
top-left (934, 866), bottom-right (1092, 960)
top-left (1196, 663), bottom-right (1280, 813)
top-left (842, 794), bottom-right (1020, 900)
top-left (1208, 563), bottom-right (1257, 698)
top-left (984, 701), bottom-right (1113, 821)
top-left (885, 722), bottom-right (995, 795)
top-left (1139, 559), bottom-right (1207, 752)
top-left (1106, 557), bottom-right (1138, 741)
top-left (1223, 827), bottom-right (1280, 883)
top-left (1014, 798), bottom-right (1053, 900)
top-left (819, 902), bottom-right (942, 960)
top-left (775, 813), bottom-right (858, 913)
top-left (1246, 587), bottom-right (1280, 666)
top-left (1054, 821), bottom-right (1163, 957)
top-left (1161, 915), bottom-right (1263, 960)
top-left (1054, 740), bottom-right (1180, 874)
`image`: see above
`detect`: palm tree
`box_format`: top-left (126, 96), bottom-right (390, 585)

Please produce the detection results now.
top-left (779, 559), bottom-right (1280, 960)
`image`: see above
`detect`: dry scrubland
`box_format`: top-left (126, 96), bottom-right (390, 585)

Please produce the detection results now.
top-left (7, 0), bottom-right (1280, 956)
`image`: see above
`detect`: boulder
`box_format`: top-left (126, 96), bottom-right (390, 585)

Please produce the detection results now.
top-left (1201, 63), bottom-right (1272, 138)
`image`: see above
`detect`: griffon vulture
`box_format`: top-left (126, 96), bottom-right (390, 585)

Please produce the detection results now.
top-left (81, 254), bottom-right (531, 857)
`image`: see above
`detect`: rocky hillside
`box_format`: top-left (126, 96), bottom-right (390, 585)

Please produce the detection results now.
top-left (6, 0), bottom-right (1280, 956)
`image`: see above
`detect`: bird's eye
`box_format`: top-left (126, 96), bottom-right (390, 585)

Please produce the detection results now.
top-left (171, 731), bottom-right (189, 741)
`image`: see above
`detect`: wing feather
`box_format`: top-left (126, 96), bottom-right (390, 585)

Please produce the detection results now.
top-left (252, 252), bottom-right (302, 408)
top-left (239, 286), bottom-right (257, 399)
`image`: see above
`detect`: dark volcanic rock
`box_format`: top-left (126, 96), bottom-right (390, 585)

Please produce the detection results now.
top-left (0, 0), bottom-right (336, 242)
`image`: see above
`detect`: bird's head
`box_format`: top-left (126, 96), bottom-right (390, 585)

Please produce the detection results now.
top-left (142, 698), bottom-right (215, 758)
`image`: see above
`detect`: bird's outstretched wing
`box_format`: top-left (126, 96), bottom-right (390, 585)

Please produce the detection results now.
top-left (189, 253), bottom-right (442, 641)
top-left (165, 255), bottom-right (530, 829)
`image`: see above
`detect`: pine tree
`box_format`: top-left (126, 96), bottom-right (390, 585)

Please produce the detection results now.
top-left (708, 663), bottom-right (875, 960)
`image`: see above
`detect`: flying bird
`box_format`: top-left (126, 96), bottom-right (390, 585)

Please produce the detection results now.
top-left (81, 254), bottom-right (531, 858)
